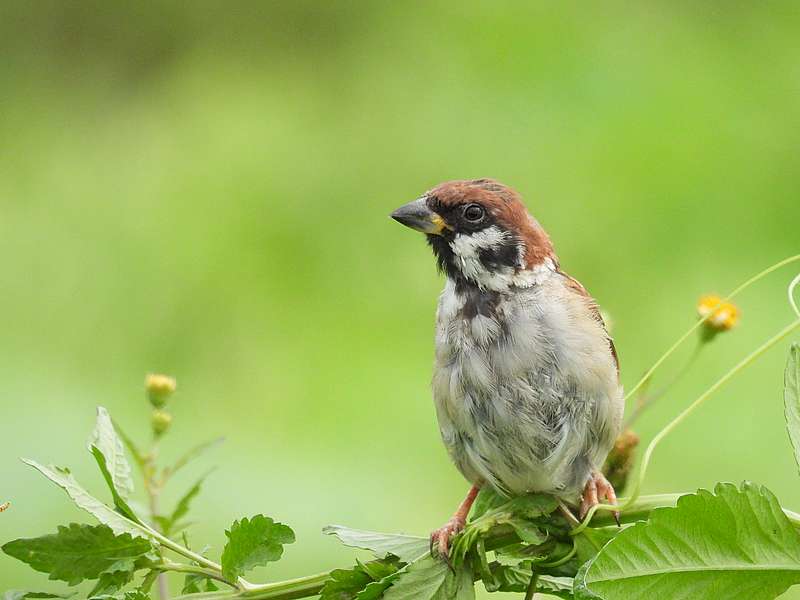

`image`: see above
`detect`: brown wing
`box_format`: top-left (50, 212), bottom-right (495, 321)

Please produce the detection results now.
top-left (559, 270), bottom-right (619, 375)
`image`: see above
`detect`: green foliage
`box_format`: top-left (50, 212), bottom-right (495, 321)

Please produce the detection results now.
top-left (156, 474), bottom-right (207, 536)
top-left (220, 515), bottom-right (296, 581)
top-left (164, 438), bottom-right (225, 480)
top-left (575, 482), bottom-right (800, 599)
top-left (381, 555), bottom-right (474, 600)
top-left (1, 524), bottom-right (152, 586)
top-left (468, 487), bottom-right (509, 520)
top-left (786, 343), bottom-right (800, 474)
top-left (452, 493), bottom-right (560, 564)
top-left (19, 460), bottom-right (146, 538)
top-left (318, 559), bottom-right (400, 600)
top-left (322, 526), bottom-right (429, 564)
top-left (88, 407), bottom-right (135, 502)
top-left (89, 446), bottom-right (140, 523)
top-left (488, 563), bottom-right (573, 598)
top-left (181, 573), bottom-right (219, 595)
top-left (6, 340), bottom-right (800, 600)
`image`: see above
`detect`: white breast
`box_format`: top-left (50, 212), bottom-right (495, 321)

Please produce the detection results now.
top-left (432, 272), bottom-right (623, 498)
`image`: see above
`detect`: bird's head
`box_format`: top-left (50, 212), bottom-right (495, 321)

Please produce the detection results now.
top-left (391, 179), bottom-right (557, 291)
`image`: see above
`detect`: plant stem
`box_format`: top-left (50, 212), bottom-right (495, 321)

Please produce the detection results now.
top-left (625, 339), bottom-right (704, 428)
top-left (575, 317), bottom-right (800, 532)
top-left (631, 319), bottom-right (800, 504)
top-left (239, 572), bottom-right (334, 599)
top-left (157, 561), bottom-right (236, 588)
top-left (171, 571), bottom-right (333, 600)
top-left (147, 526), bottom-right (228, 574)
top-left (143, 440), bottom-right (171, 600)
top-left (623, 254), bottom-right (800, 404)
top-left (164, 492), bottom-right (800, 600)
top-left (523, 570), bottom-right (538, 600)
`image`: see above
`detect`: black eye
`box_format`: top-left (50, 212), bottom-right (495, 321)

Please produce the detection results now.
top-left (463, 204), bottom-right (485, 222)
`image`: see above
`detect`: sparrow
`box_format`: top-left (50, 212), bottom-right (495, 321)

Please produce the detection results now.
top-left (391, 179), bottom-right (623, 556)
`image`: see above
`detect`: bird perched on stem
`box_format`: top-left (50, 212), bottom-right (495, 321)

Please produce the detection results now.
top-left (391, 179), bottom-right (623, 557)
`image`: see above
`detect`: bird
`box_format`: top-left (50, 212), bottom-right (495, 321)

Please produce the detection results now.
top-left (390, 179), bottom-right (623, 557)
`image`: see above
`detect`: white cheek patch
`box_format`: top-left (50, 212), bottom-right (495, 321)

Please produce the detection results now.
top-left (449, 226), bottom-right (552, 291)
top-left (451, 226), bottom-right (511, 259)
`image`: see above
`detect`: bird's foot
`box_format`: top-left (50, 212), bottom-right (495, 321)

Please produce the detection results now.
top-left (430, 515), bottom-right (466, 560)
top-left (579, 471), bottom-right (619, 525)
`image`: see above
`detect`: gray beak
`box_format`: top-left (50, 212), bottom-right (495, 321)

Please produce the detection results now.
top-left (390, 198), bottom-right (447, 235)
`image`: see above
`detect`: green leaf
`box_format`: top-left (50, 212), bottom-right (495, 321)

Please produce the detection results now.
top-left (181, 573), bottom-right (219, 595)
top-left (785, 343), bottom-right (800, 475)
top-left (88, 407), bottom-right (135, 501)
top-left (536, 576), bottom-right (575, 599)
top-left (319, 567), bottom-right (372, 600)
top-left (381, 555), bottom-right (474, 600)
top-left (2, 524), bottom-right (153, 586)
top-left (323, 525), bottom-right (430, 564)
top-left (319, 559), bottom-right (401, 600)
top-left (3, 592), bottom-right (74, 600)
top-left (21, 459), bottom-right (147, 538)
top-left (574, 527), bottom-right (619, 565)
top-left (575, 482), bottom-right (800, 599)
top-left (452, 493), bottom-right (557, 564)
top-left (164, 437), bottom-right (224, 479)
top-left (87, 559), bottom-right (137, 597)
top-left (509, 520), bottom-right (548, 545)
top-left (490, 561), bottom-right (574, 598)
top-left (468, 488), bottom-right (507, 521)
top-left (160, 474), bottom-right (207, 536)
top-left (355, 574), bottom-right (401, 600)
top-left (90, 447), bottom-right (140, 523)
top-left (502, 494), bottom-right (559, 519)
top-left (220, 515), bottom-right (295, 580)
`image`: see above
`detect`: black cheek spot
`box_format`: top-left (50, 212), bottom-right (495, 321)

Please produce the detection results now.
top-left (478, 241), bottom-right (520, 270)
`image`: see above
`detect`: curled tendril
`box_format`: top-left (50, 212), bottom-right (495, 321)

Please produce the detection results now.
top-left (789, 272), bottom-right (800, 319)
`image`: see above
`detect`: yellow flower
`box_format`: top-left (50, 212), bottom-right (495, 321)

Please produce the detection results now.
top-left (697, 294), bottom-right (740, 337)
top-left (145, 373), bottom-right (177, 408)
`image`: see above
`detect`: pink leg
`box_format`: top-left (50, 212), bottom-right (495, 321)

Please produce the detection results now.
top-left (430, 484), bottom-right (481, 558)
top-left (579, 471), bottom-right (619, 524)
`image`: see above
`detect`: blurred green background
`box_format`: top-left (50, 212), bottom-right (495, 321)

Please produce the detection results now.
top-left (1, 1), bottom-right (799, 597)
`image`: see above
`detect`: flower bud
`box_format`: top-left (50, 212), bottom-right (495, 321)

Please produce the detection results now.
top-left (145, 373), bottom-right (176, 408)
top-left (151, 409), bottom-right (173, 438)
top-left (697, 295), bottom-right (740, 341)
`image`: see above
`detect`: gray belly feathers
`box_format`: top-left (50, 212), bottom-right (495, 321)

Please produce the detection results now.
top-left (432, 276), bottom-right (623, 499)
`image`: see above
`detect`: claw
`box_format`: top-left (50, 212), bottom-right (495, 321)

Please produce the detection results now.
top-left (579, 471), bottom-right (619, 524)
top-left (429, 484), bottom-right (481, 562)
top-left (430, 516), bottom-right (465, 562)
